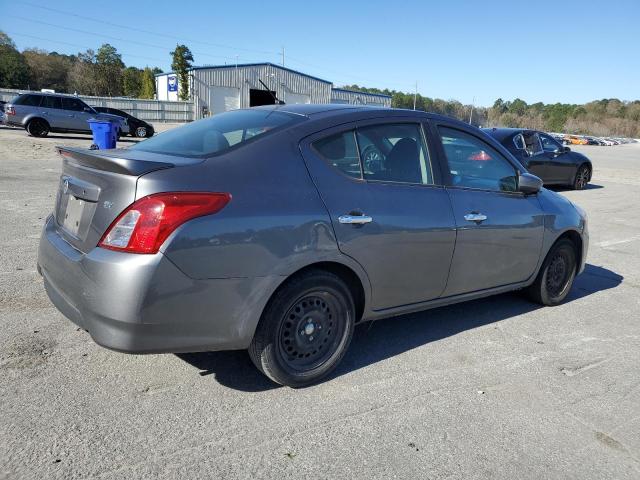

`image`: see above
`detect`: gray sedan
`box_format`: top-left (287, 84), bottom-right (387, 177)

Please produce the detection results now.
top-left (37, 105), bottom-right (588, 387)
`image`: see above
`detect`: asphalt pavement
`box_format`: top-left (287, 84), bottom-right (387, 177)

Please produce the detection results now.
top-left (0, 125), bottom-right (638, 479)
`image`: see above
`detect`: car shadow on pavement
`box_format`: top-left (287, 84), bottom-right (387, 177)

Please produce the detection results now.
top-left (548, 183), bottom-right (604, 191)
top-left (177, 263), bottom-right (622, 391)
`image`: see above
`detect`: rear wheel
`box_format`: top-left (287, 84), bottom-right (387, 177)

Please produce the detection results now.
top-left (26, 118), bottom-right (49, 137)
top-left (134, 126), bottom-right (148, 138)
top-left (526, 239), bottom-right (577, 306)
top-left (249, 270), bottom-right (355, 387)
top-left (572, 165), bottom-right (590, 190)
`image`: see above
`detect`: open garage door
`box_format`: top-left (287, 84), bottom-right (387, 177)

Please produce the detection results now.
top-left (210, 86), bottom-right (240, 115)
top-left (285, 92), bottom-right (311, 104)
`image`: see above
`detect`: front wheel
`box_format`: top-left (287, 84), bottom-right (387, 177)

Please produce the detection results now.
top-left (526, 239), bottom-right (577, 306)
top-left (572, 165), bottom-right (590, 190)
top-left (249, 270), bottom-right (355, 387)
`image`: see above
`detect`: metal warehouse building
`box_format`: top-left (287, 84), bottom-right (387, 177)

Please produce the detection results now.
top-left (156, 63), bottom-right (391, 119)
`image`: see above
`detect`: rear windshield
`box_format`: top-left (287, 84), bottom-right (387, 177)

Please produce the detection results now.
top-left (130, 109), bottom-right (302, 157)
top-left (13, 94), bottom-right (43, 107)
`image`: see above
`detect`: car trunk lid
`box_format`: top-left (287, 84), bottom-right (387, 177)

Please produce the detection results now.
top-left (53, 146), bottom-right (196, 253)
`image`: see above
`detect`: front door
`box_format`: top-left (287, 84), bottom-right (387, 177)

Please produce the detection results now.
top-left (61, 97), bottom-right (92, 131)
top-left (435, 125), bottom-right (545, 296)
top-left (301, 120), bottom-right (456, 311)
top-left (539, 133), bottom-right (575, 183)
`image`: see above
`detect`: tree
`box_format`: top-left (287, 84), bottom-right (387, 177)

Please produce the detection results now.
top-left (68, 49), bottom-right (98, 95)
top-left (23, 48), bottom-right (73, 92)
top-left (0, 31), bottom-right (30, 88)
top-left (171, 44), bottom-right (193, 101)
top-left (122, 66), bottom-right (143, 97)
top-left (140, 67), bottom-right (156, 99)
top-left (95, 43), bottom-right (124, 96)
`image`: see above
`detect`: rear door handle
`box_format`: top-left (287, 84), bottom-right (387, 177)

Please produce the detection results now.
top-left (339, 214), bottom-right (373, 225)
top-left (464, 212), bottom-right (487, 223)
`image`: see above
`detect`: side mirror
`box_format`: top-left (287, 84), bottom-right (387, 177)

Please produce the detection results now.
top-left (563, 146), bottom-right (571, 152)
top-left (518, 172), bottom-right (543, 194)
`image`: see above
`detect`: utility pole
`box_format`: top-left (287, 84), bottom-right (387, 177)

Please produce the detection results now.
top-left (281, 47), bottom-right (285, 67)
top-left (469, 96), bottom-right (475, 124)
top-left (413, 81), bottom-right (418, 110)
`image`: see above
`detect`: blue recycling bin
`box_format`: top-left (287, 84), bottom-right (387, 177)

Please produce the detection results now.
top-left (87, 118), bottom-right (120, 149)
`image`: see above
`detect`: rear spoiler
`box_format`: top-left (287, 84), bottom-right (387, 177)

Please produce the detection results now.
top-left (57, 146), bottom-right (174, 176)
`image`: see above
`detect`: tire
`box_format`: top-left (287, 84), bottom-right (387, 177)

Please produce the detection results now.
top-left (572, 164), bottom-right (590, 190)
top-left (134, 126), bottom-right (148, 138)
top-left (26, 118), bottom-right (49, 137)
top-left (526, 239), bottom-right (577, 306)
top-left (249, 270), bottom-right (355, 388)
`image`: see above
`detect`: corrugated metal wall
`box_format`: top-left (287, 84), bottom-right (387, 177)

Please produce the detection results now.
top-left (0, 88), bottom-right (194, 122)
top-left (191, 64), bottom-right (332, 118)
top-left (330, 88), bottom-right (392, 107)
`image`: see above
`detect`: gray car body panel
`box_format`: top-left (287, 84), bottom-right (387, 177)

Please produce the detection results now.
top-left (37, 105), bottom-right (588, 354)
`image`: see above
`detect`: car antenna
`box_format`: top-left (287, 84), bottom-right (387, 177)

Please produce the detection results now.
top-left (258, 79), bottom-right (285, 104)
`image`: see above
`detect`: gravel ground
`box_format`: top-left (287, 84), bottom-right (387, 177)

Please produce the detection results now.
top-left (0, 124), bottom-right (639, 479)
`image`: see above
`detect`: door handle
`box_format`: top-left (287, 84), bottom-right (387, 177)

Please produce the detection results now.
top-left (464, 212), bottom-right (487, 223)
top-left (339, 214), bottom-right (373, 225)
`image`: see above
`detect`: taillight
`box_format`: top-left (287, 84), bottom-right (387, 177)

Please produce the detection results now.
top-left (468, 150), bottom-right (492, 161)
top-left (6, 106), bottom-right (15, 115)
top-left (99, 192), bottom-right (231, 254)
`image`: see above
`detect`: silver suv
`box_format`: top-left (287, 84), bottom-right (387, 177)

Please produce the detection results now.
top-left (4, 93), bottom-right (127, 137)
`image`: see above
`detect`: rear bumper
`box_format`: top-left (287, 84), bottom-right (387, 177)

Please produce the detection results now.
top-left (37, 215), bottom-right (281, 353)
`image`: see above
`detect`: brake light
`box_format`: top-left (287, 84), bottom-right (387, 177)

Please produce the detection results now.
top-left (6, 106), bottom-right (15, 115)
top-left (99, 192), bottom-right (231, 254)
top-left (468, 150), bottom-right (492, 161)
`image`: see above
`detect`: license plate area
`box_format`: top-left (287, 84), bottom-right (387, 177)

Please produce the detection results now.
top-left (56, 192), bottom-right (97, 241)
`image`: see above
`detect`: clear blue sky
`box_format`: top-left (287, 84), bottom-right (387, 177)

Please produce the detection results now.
top-left (1, 0), bottom-right (638, 106)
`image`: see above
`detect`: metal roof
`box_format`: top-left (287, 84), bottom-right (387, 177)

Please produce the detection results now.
top-left (156, 62), bottom-right (332, 84)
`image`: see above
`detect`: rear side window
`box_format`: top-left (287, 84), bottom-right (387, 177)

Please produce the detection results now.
top-left (41, 96), bottom-right (62, 109)
top-left (357, 123), bottom-right (433, 184)
top-left (15, 95), bottom-right (42, 107)
top-left (312, 131), bottom-right (361, 179)
top-left (131, 109), bottom-right (301, 157)
top-left (439, 126), bottom-right (518, 192)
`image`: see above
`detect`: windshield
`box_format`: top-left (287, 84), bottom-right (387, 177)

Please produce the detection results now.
top-left (130, 109), bottom-right (302, 157)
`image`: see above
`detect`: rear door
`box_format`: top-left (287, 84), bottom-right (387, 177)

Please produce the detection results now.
top-left (433, 124), bottom-right (545, 296)
top-left (301, 119), bottom-right (456, 311)
top-left (39, 95), bottom-right (64, 127)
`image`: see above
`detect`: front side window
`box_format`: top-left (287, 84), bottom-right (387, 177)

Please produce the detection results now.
top-left (131, 109), bottom-right (301, 157)
top-left (357, 123), bottom-right (433, 184)
top-left (523, 132), bottom-right (543, 156)
top-left (540, 133), bottom-right (560, 152)
top-left (439, 126), bottom-right (518, 192)
top-left (61, 97), bottom-right (89, 112)
top-left (312, 130), bottom-right (361, 179)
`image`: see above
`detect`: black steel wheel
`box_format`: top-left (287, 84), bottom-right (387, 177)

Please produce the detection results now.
top-left (26, 118), bottom-right (49, 137)
top-left (249, 270), bottom-right (355, 387)
top-left (526, 239), bottom-right (577, 306)
top-left (573, 165), bottom-right (590, 190)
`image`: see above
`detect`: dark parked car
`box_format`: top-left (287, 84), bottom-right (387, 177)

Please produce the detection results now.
top-left (485, 128), bottom-right (592, 190)
top-left (38, 105), bottom-right (588, 387)
top-left (93, 106), bottom-right (154, 138)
